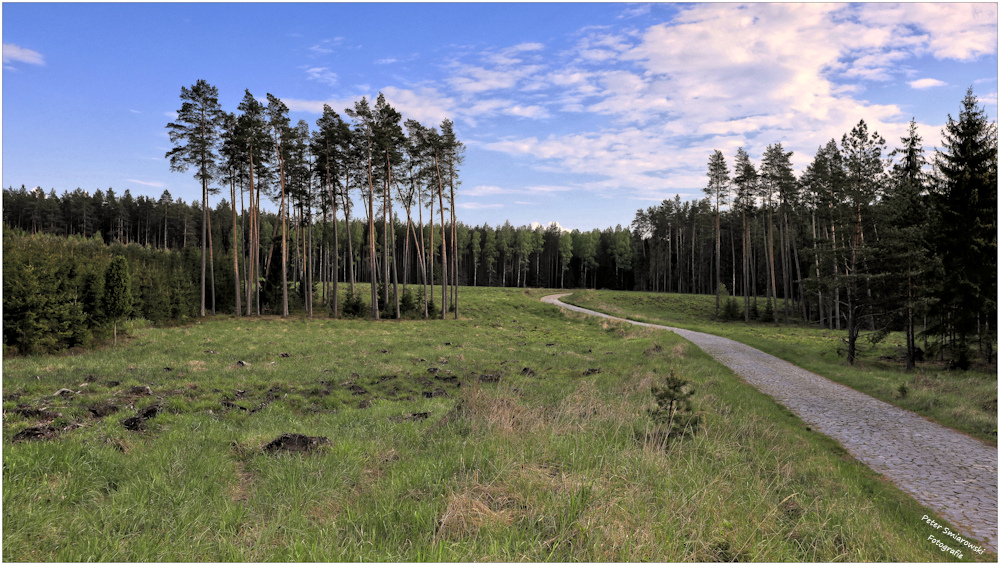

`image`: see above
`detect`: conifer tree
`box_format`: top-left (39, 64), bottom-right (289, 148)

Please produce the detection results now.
top-left (931, 87), bottom-right (998, 363)
top-left (166, 79), bottom-right (224, 317)
top-left (103, 255), bottom-right (132, 345)
top-left (704, 150), bottom-right (729, 316)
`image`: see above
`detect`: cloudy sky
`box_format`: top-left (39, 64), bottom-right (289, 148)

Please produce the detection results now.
top-left (3, 2), bottom-right (997, 231)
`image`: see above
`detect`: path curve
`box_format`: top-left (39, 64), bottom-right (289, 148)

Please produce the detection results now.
top-left (542, 293), bottom-right (998, 554)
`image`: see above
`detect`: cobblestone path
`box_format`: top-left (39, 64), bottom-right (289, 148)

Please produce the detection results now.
top-left (542, 294), bottom-right (998, 553)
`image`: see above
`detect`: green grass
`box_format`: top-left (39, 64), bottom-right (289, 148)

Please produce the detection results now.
top-left (3, 285), bottom-right (991, 561)
top-left (561, 289), bottom-right (998, 444)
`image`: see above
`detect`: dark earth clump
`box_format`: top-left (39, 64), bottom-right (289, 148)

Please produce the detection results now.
top-left (88, 403), bottom-right (119, 418)
top-left (263, 433), bottom-right (330, 454)
top-left (12, 425), bottom-right (59, 442)
top-left (520, 367), bottom-right (536, 377)
top-left (122, 404), bottom-right (160, 431)
top-left (479, 373), bottom-right (502, 383)
top-left (12, 407), bottom-right (62, 420)
top-left (422, 387), bottom-right (449, 399)
top-left (583, 368), bottom-right (602, 375)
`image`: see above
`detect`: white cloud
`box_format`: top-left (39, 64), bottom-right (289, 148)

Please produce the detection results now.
top-left (305, 67), bottom-right (338, 86)
top-left (308, 38), bottom-right (343, 55)
top-left (463, 2), bottom-right (989, 204)
top-left (909, 78), bottom-right (948, 89)
top-left (380, 86), bottom-right (456, 125)
top-left (127, 179), bottom-right (164, 188)
top-left (448, 64), bottom-right (545, 94)
top-left (857, 3), bottom-right (997, 61)
top-left (457, 202), bottom-right (503, 210)
top-left (463, 185), bottom-right (512, 197)
top-left (507, 104), bottom-right (549, 119)
top-left (3, 43), bottom-right (44, 68)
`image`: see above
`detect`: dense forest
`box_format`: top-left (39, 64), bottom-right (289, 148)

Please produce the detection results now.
top-left (3, 88), bottom-right (996, 369)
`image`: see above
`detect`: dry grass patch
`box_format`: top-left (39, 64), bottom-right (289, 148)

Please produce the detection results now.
top-left (553, 380), bottom-right (627, 431)
top-left (670, 342), bottom-right (688, 358)
top-left (435, 483), bottom-right (519, 542)
top-left (457, 384), bottom-right (543, 437)
top-left (228, 463), bottom-right (255, 503)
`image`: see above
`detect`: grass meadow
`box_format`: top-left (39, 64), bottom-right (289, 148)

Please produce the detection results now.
top-left (563, 289), bottom-right (998, 444)
top-left (2, 285), bottom-right (989, 561)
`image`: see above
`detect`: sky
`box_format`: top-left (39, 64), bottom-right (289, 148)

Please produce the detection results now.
top-left (3, 2), bottom-right (997, 232)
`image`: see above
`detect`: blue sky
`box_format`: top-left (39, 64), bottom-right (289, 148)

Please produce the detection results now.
top-left (4, 2), bottom-right (997, 231)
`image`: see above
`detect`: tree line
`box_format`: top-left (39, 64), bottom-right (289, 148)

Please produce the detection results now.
top-left (631, 88), bottom-right (996, 369)
top-left (4, 88), bottom-right (994, 370)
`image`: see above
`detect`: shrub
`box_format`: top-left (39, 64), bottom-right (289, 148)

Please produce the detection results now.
top-left (760, 299), bottom-right (775, 323)
top-left (341, 291), bottom-right (367, 319)
top-left (721, 297), bottom-right (742, 321)
top-left (400, 287), bottom-right (420, 317)
top-left (647, 368), bottom-right (702, 448)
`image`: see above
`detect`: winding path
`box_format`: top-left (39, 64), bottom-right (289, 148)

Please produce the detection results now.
top-left (542, 293), bottom-right (998, 554)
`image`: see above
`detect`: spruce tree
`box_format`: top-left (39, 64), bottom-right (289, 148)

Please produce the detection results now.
top-left (931, 88), bottom-right (998, 363)
top-left (103, 256), bottom-right (132, 345)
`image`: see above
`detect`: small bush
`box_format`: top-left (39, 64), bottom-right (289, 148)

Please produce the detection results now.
top-left (400, 288), bottom-right (420, 318)
top-left (759, 299), bottom-right (775, 323)
top-left (647, 368), bottom-right (702, 448)
top-left (721, 297), bottom-right (742, 321)
top-left (341, 292), bottom-right (367, 319)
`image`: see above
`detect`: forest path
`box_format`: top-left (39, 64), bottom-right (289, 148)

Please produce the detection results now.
top-left (541, 293), bottom-right (997, 554)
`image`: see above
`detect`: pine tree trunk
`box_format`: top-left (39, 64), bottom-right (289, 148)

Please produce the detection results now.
top-left (207, 205), bottom-right (216, 314)
top-left (417, 189), bottom-right (428, 318)
top-left (330, 178), bottom-right (340, 318)
top-left (200, 180), bottom-right (207, 317)
top-left (434, 153), bottom-right (448, 318)
top-left (231, 177), bottom-right (242, 316)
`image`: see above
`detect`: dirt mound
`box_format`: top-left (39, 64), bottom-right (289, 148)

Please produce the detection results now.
top-left (263, 433), bottom-right (330, 454)
top-left (88, 403), bottom-right (119, 418)
top-left (12, 425), bottom-right (59, 442)
top-left (122, 404), bottom-right (160, 431)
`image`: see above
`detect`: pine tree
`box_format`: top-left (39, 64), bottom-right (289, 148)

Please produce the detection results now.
top-left (704, 150), bottom-right (730, 316)
top-left (166, 80), bottom-right (224, 317)
top-left (840, 120), bottom-right (887, 364)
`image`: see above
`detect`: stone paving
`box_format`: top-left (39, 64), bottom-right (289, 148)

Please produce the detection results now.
top-left (542, 294), bottom-right (998, 554)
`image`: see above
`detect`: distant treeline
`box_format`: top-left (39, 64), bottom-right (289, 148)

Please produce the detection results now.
top-left (3, 89), bottom-right (994, 369)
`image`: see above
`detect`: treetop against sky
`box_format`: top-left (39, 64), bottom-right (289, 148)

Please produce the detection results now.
top-left (3, 2), bottom-right (997, 231)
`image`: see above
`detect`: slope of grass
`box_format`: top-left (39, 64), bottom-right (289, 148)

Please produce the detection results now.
top-left (561, 289), bottom-right (998, 443)
top-left (2, 285), bottom-right (989, 561)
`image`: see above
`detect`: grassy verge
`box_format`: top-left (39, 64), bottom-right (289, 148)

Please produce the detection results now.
top-left (560, 289), bottom-right (998, 444)
top-left (2, 286), bottom-right (988, 560)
